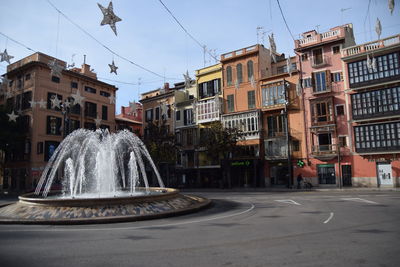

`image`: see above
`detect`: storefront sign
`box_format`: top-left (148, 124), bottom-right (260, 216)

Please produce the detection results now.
top-left (231, 160), bottom-right (252, 167)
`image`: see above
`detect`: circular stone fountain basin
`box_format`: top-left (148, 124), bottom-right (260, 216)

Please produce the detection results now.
top-left (0, 188), bottom-right (211, 224)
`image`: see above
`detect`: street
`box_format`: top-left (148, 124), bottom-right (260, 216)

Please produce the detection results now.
top-left (0, 191), bottom-right (399, 267)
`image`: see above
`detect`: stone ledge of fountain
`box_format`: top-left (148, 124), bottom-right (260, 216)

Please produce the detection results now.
top-left (0, 188), bottom-right (211, 225)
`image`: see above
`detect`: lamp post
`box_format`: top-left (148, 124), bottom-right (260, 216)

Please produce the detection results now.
top-left (284, 80), bottom-right (292, 188)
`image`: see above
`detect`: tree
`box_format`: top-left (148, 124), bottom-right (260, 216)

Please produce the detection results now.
top-left (199, 121), bottom-right (244, 162)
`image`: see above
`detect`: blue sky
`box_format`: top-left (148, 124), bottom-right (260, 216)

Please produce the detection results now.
top-left (0, 0), bottom-right (399, 112)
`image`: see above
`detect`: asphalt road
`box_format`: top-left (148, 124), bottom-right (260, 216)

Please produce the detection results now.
top-left (0, 191), bottom-right (399, 267)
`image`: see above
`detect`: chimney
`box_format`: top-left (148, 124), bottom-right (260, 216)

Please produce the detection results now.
top-left (163, 82), bottom-right (170, 91)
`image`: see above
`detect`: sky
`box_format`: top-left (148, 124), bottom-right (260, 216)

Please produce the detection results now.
top-left (0, 0), bottom-right (399, 112)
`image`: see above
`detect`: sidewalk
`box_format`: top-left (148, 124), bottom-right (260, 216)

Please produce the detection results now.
top-left (180, 187), bottom-right (400, 193)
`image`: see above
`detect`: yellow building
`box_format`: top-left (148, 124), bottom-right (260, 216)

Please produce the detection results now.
top-left (194, 63), bottom-right (223, 188)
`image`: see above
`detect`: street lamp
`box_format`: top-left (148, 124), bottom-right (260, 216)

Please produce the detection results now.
top-left (283, 80), bottom-right (292, 188)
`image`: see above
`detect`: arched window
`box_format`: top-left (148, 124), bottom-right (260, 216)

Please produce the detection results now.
top-left (237, 63), bottom-right (243, 84)
top-left (226, 66), bottom-right (232, 86)
top-left (247, 60), bottom-right (254, 80)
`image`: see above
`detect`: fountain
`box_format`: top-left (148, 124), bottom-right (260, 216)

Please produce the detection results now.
top-left (0, 129), bottom-right (210, 224)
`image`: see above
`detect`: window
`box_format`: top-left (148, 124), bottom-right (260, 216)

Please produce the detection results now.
top-left (236, 64), bottom-right (243, 84)
top-left (354, 122), bottom-right (400, 152)
top-left (46, 116), bottom-right (62, 135)
top-left (68, 97), bottom-right (81, 115)
top-left (302, 78), bottom-right (312, 88)
top-left (37, 142), bottom-right (43, 154)
top-left (84, 102), bottom-right (97, 118)
top-left (335, 105), bottom-right (345, 116)
top-left (313, 71), bottom-right (330, 92)
top-left (292, 140), bottom-right (300, 151)
top-left (301, 53), bottom-right (308, 61)
top-left (198, 78), bottom-right (221, 99)
top-left (227, 94), bottom-right (234, 112)
top-left (184, 109), bottom-right (193, 125)
top-left (339, 136), bottom-right (347, 147)
top-left (348, 52), bottom-right (400, 86)
top-left (22, 91), bottom-right (32, 110)
top-left (84, 86), bottom-right (96, 94)
top-left (262, 83), bottom-right (285, 107)
top-left (226, 66), bottom-right (232, 86)
top-left (25, 74), bottom-right (31, 80)
top-left (71, 82), bottom-right (78, 88)
top-left (100, 91), bottom-right (110, 97)
top-left (311, 99), bottom-right (333, 124)
top-left (70, 120), bottom-right (80, 131)
top-left (277, 66), bottom-right (286, 74)
top-left (145, 109), bottom-right (153, 122)
top-left (47, 92), bottom-right (62, 111)
top-left (51, 76), bottom-right (60, 83)
top-left (351, 86), bottom-right (400, 119)
top-left (176, 110), bottom-right (181, 121)
top-left (155, 107), bottom-right (160, 120)
top-left (312, 48), bottom-right (323, 65)
top-left (332, 72), bottom-right (342, 82)
top-left (248, 90), bottom-right (256, 109)
top-left (84, 122), bottom-right (96, 130)
top-left (332, 45), bottom-right (340, 54)
top-left (102, 105), bottom-right (108, 120)
top-left (247, 60), bottom-right (254, 80)
top-left (44, 141), bottom-right (59, 161)
top-left (267, 115), bottom-right (286, 137)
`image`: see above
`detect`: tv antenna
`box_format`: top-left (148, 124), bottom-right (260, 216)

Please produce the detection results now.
top-left (340, 7), bottom-right (352, 24)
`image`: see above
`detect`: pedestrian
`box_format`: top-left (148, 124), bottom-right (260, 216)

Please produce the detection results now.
top-left (297, 173), bottom-right (303, 189)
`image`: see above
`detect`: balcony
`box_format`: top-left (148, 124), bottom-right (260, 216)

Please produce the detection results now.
top-left (265, 138), bottom-right (287, 160)
top-left (295, 27), bottom-right (346, 50)
top-left (342, 34), bottom-right (400, 58)
top-left (312, 144), bottom-right (338, 160)
top-left (222, 111), bottom-right (260, 140)
top-left (221, 45), bottom-right (258, 61)
top-left (311, 55), bottom-right (331, 68)
top-left (196, 97), bottom-right (221, 124)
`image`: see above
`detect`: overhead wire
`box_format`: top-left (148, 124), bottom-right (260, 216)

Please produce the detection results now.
top-left (46, 0), bottom-right (166, 79)
top-left (276, 0), bottom-right (295, 41)
top-left (157, 0), bottom-right (219, 62)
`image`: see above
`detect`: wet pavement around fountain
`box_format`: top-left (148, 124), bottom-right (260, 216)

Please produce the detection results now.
top-left (1, 190), bottom-right (400, 267)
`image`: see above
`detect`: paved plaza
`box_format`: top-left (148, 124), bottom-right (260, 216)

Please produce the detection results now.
top-left (0, 190), bottom-right (399, 267)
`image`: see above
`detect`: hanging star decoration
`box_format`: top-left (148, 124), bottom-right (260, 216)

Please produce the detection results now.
top-left (48, 59), bottom-right (65, 77)
top-left (98, 1), bottom-right (122, 36)
top-left (37, 99), bottom-right (47, 109)
top-left (94, 116), bottom-right (102, 127)
top-left (183, 70), bottom-right (191, 89)
top-left (269, 33), bottom-right (277, 63)
top-left (389, 0), bottom-right (395, 15)
top-left (161, 102), bottom-right (168, 118)
top-left (63, 99), bottom-right (71, 109)
top-left (286, 56), bottom-right (293, 77)
top-left (375, 18), bottom-right (382, 39)
top-left (234, 79), bottom-right (239, 90)
top-left (129, 101), bottom-right (137, 114)
top-left (250, 75), bottom-right (256, 88)
top-left (0, 49), bottom-right (14, 64)
top-left (29, 100), bottom-right (37, 109)
top-left (108, 93), bottom-right (116, 104)
top-left (7, 111), bottom-right (19, 122)
top-left (71, 90), bottom-right (85, 107)
top-left (367, 54), bottom-right (377, 73)
top-left (50, 96), bottom-right (62, 109)
top-left (108, 60), bottom-right (118, 75)
top-left (1, 75), bottom-right (10, 89)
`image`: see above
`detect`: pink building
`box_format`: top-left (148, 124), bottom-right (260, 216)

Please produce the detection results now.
top-left (342, 34), bottom-right (400, 188)
top-left (294, 24), bottom-right (356, 187)
top-left (115, 103), bottom-right (143, 137)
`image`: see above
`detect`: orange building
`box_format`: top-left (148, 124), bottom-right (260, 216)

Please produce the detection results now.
top-left (1, 52), bottom-right (117, 193)
top-left (342, 34), bottom-right (400, 188)
top-left (260, 56), bottom-right (306, 187)
top-left (220, 44), bottom-right (274, 187)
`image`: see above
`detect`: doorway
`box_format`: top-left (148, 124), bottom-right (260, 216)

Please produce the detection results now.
top-left (377, 163), bottom-right (393, 186)
top-left (318, 164), bottom-right (336, 184)
top-left (342, 165), bottom-right (352, 186)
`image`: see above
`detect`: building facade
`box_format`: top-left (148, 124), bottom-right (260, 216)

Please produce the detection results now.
top-left (342, 34), bottom-right (400, 188)
top-left (115, 102), bottom-right (143, 137)
top-left (294, 24), bottom-right (356, 187)
top-left (1, 52), bottom-right (117, 193)
top-left (220, 44), bottom-right (273, 187)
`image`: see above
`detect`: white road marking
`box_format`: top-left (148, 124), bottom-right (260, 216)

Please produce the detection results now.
top-left (341, 198), bottom-right (379, 204)
top-left (323, 212), bottom-right (334, 224)
top-left (0, 202), bottom-right (255, 232)
top-left (275, 199), bottom-right (301, 206)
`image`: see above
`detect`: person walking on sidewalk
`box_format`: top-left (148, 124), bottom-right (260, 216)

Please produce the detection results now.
top-left (297, 174), bottom-right (303, 189)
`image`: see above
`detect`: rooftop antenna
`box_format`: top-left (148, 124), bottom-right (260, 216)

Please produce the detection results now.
top-left (257, 26), bottom-right (264, 44)
top-left (340, 7), bottom-right (352, 24)
top-left (83, 54), bottom-right (86, 64)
